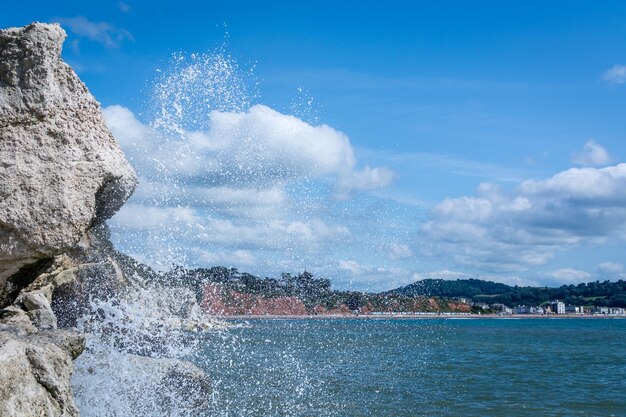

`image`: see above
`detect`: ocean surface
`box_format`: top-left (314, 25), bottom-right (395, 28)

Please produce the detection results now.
top-left (193, 318), bottom-right (626, 417)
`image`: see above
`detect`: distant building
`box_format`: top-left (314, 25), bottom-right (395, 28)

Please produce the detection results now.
top-left (491, 303), bottom-right (512, 314)
top-left (550, 300), bottom-right (565, 314)
top-left (473, 302), bottom-right (489, 310)
top-left (513, 305), bottom-right (529, 314)
top-left (592, 307), bottom-right (610, 315)
top-left (565, 305), bottom-right (578, 314)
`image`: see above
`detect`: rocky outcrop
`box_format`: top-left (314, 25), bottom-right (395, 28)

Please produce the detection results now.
top-left (0, 22), bottom-right (220, 417)
top-left (0, 22), bottom-right (137, 303)
top-left (0, 306), bottom-right (85, 417)
top-left (0, 22), bottom-right (136, 417)
top-left (73, 353), bottom-right (212, 416)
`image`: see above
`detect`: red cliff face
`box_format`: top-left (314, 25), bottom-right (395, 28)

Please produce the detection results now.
top-left (201, 284), bottom-right (308, 315)
top-left (201, 284), bottom-right (472, 316)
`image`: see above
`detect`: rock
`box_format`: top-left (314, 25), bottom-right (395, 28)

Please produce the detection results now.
top-left (33, 329), bottom-right (85, 361)
top-left (159, 361), bottom-right (213, 411)
top-left (0, 309), bottom-right (85, 417)
top-left (73, 353), bottom-right (211, 415)
top-left (21, 292), bottom-right (52, 311)
top-left (17, 285), bottom-right (59, 330)
top-left (0, 306), bottom-right (36, 335)
top-left (0, 21), bottom-right (137, 417)
top-left (27, 308), bottom-right (58, 330)
top-left (0, 22), bottom-right (137, 305)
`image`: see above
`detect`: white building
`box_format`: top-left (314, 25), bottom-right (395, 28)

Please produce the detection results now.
top-left (550, 300), bottom-right (565, 314)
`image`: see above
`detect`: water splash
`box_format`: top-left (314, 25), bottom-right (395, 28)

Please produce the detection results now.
top-left (289, 86), bottom-right (322, 126)
top-left (150, 50), bottom-right (257, 138)
top-left (71, 264), bottom-right (225, 416)
top-left (71, 48), bottom-right (334, 417)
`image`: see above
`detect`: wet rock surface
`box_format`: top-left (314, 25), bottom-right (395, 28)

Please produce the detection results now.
top-left (0, 22), bottom-right (137, 417)
top-left (0, 307), bottom-right (85, 417)
top-left (0, 22), bottom-right (217, 417)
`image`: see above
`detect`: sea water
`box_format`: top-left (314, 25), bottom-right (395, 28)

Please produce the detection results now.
top-left (193, 318), bottom-right (626, 417)
top-left (88, 49), bottom-right (626, 417)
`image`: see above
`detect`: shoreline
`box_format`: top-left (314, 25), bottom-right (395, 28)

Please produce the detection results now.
top-left (216, 313), bottom-right (625, 320)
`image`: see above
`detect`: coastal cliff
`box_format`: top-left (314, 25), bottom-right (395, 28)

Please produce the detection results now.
top-left (0, 23), bottom-right (136, 416)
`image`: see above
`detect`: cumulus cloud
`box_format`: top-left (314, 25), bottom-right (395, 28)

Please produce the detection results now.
top-left (105, 104), bottom-right (392, 271)
top-left (519, 163), bottom-right (626, 201)
top-left (572, 140), bottom-right (611, 166)
top-left (380, 243), bottom-right (413, 260)
top-left (104, 104), bottom-right (392, 192)
top-left (113, 204), bottom-right (350, 251)
top-left (544, 268), bottom-right (592, 284)
top-left (420, 164), bottom-right (626, 273)
top-left (603, 64), bottom-right (626, 84)
top-left (335, 166), bottom-right (396, 199)
top-left (336, 260), bottom-right (415, 291)
top-left (57, 16), bottom-right (133, 48)
top-left (596, 262), bottom-right (626, 281)
top-left (597, 261), bottom-right (624, 274)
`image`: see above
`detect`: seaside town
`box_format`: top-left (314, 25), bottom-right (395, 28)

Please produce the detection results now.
top-left (454, 299), bottom-right (626, 316)
top-left (367, 298), bottom-right (626, 317)
top-left (181, 267), bottom-right (626, 317)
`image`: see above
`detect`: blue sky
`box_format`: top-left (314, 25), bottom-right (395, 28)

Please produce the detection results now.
top-left (4, 1), bottom-right (626, 290)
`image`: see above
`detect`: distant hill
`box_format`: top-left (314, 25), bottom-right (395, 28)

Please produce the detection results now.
top-left (160, 266), bottom-right (470, 315)
top-left (154, 266), bottom-right (626, 312)
top-left (387, 278), bottom-right (511, 298)
top-left (387, 278), bottom-right (626, 308)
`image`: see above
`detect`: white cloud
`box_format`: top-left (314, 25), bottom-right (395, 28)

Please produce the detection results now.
top-left (336, 260), bottom-right (415, 291)
top-left (383, 243), bottom-right (414, 260)
top-left (545, 268), bottom-right (592, 284)
top-left (420, 163), bottom-right (626, 273)
top-left (410, 270), bottom-right (471, 281)
top-left (335, 166), bottom-right (396, 199)
top-left (338, 260), bottom-right (364, 275)
top-left (131, 179), bottom-right (288, 219)
top-left (193, 248), bottom-right (257, 266)
top-left (603, 64), bottom-right (626, 84)
top-left (58, 16), bottom-right (133, 48)
top-left (105, 104), bottom-right (394, 274)
top-left (113, 203), bottom-right (350, 251)
top-left (597, 262), bottom-right (624, 274)
top-left (572, 140), bottom-right (611, 166)
top-left (520, 163), bottom-right (626, 200)
top-left (104, 104), bottom-right (393, 192)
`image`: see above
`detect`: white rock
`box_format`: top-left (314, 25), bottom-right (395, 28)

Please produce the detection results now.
top-left (21, 292), bottom-right (51, 311)
top-left (0, 22), bottom-right (137, 304)
top-left (0, 311), bottom-right (85, 417)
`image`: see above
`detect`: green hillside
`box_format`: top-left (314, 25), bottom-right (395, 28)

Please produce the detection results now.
top-left (388, 278), bottom-right (626, 308)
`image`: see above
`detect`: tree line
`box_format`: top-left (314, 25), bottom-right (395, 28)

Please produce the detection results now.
top-left (388, 278), bottom-right (626, 307)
